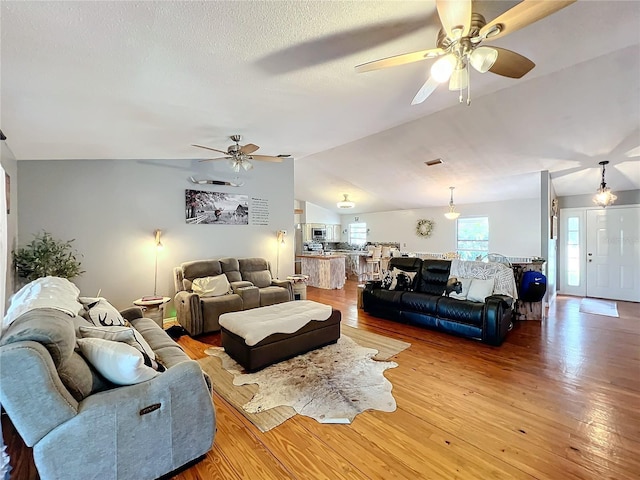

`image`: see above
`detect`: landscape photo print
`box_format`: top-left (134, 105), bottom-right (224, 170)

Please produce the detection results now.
top-left (185, 189), bottom-right (249, 225)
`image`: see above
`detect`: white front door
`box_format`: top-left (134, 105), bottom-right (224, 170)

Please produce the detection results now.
top-left (586, 206), bottom-right (640, 302)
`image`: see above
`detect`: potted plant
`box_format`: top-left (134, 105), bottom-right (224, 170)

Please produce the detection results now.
top-left (13, 231), bottom-right (85, 282)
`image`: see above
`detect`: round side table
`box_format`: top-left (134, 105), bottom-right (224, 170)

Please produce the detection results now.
top-left (133, 297), bottom-right (171, 328)
top-left (287, 275), bottom-right (309, 300)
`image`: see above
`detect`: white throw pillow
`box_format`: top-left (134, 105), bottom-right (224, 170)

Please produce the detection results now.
top-left (77, 337), bottom-right (159, 385)
top-left (78, 325), bottom-right (155, 360)
top-left (466, 278), bottom-right (495, 303)
top-left (83, 298), bottom-right (128, 327)
top-left (448, 277), bottom-right (472, 300)
top-left (192, 275), bottom-right (231, 297)
top-left (389, 268), bottom-right (417, 291)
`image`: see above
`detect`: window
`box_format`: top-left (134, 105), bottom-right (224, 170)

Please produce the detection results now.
top-left (348, 222), bottom-right (367, 246)
top-left (456, 217), bottom-right (489, 261)
top-left (566, 216), bottom-right (580, 286)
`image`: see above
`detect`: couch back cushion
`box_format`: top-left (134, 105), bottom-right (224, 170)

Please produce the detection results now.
top-left (416, 259), bottom-right (452, 295)
top-left (219, 257), bottom-right (242, 283)
top-left (181, 260), bottom-right (223, 290)
top-left (238, 258), bottom-right (272, 288)
top-left (387, 257), bottom-right (422, 290)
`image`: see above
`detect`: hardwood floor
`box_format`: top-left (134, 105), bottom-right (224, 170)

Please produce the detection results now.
top-left (4, 282), bottom-right (639, 479)
top-left (172, 282), bottom-right (639, 480)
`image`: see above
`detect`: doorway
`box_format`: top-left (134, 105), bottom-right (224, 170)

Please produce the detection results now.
top-left (560, 206), bottom-right (640, 302)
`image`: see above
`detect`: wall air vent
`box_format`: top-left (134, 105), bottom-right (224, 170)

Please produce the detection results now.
top-left (425, 158), bottom-right (443, 166)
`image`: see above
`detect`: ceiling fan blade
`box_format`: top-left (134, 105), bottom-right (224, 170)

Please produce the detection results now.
top-left (411, 76), bottom-right (439, 105)
top-left (355, 48), bottom-right (444, 73)
top-left (436, 0), bottom-right (472, 39)
top-left (199, 156), bottom-right (232, 163)
top-left (249, 155), bottom-right (284, 163)
top-left (240, 143), bottom-right (259, 154)
top-left (192, 144), bottom-right (230, 155)
top-left (480, 0), bottom-right (576, 42)
top-left (488, 47), bottom-right (535, 78)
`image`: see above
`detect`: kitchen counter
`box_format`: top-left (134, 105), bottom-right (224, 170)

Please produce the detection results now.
top-left (297, 255), bottom-right (346, 289)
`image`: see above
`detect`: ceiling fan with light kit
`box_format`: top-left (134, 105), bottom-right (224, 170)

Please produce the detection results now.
top-left (192, 134), bottom-right (290, 172)
top-left (355, 0), bottom-right (576, 105)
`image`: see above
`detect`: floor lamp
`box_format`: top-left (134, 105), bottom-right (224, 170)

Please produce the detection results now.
top-left (153, 229), bottom-right (163, 297)
top-left (276, 230), bottom-right (286, 279)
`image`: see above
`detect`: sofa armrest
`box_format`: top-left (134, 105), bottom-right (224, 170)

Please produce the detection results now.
top-left (230, 280), bottom-right (254, 292)
top-left (34, 360), bottom-right (216, 480)
top-left (482, 295), bottom-right (514, 346)
top-left (174, 291), bottom-right (203, 336)
top-left (271, 279), bottom-right (294, 300)
top-left (120, 306), bottom-right (144, 322)
top-left (237, 285), bottom-right (260, 309)
top-left (0, 341), bottom-right (79, 447)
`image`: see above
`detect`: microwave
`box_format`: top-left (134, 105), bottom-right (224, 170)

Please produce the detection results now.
top-left (312, 227), bottom-right (326, 241)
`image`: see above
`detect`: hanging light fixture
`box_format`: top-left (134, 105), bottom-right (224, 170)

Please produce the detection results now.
top-left (593, 161), bottom-right (617, 207)
top-left (337, 194), bottom-right (355, 209)
top-left (444, 187), bottom-right (460, 220)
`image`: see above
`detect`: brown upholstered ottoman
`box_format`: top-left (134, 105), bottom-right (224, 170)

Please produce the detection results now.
top-left (219, 300), bottom-right (341, 372)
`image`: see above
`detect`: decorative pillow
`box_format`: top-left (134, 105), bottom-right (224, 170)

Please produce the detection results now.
top-left (389, 268), bottom-right (417, 291)
top-left (447, 277), bottom-right (472, 300)
top-left (82, 298), bottom-right (128, 327)
top-left (381, 270), bottom-right (394, 289)
top-left (76, 337), bottom-right (160, 385)
top-left (79, 325), bottom-right (155, 360)
top-left (192, 275), bottom-right (232, 297)
top-left (466, 278), bottom-right (495, 303)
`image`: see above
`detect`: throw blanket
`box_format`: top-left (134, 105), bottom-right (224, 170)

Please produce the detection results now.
top-left (2, 277), bottom-right (82, 333)
top-left (450, 259), bottom-right (518, 299)
top-left (219, 300), bottom-right (333, 346)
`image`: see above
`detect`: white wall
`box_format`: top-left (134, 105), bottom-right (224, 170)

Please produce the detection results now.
top-left (340, 197), bottom-right (541, 257)
top-left (0, 141), bottom-right (18, 312)
top-left (301, 201), bottom-right (341, 225)
top-left (17, 158), bottom-right (295, 312)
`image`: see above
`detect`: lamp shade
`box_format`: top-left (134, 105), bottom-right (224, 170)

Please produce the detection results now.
top-left (449, 66), bottom-right (468, 91)
top-left (337, 194), bottom-right (355, 209)
top-left (469, 47), bottom-right (498, 73)
top-left (444, 186), bottom-right (460, 220)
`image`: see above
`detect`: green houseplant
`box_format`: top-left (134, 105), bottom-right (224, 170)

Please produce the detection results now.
top-left (13, 231), bottom-right (85, 281)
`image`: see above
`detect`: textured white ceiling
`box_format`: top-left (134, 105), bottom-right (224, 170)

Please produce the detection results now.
top-left (1, 1), bottom-right (639, 213)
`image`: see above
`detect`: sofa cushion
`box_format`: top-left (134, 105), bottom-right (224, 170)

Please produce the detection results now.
top-left (437, 297), bottom-right (485, 326)
top-left (0, 309), bottom-right (76, 368)
top-left (258, 285), bottom-right (291, 307)
top-left (219, 257), bottom-right (242, 283)
top-left (238, 258), bottom-right (273, 288)
top-left (399, 292), bottom-right (439, 315)
top-left (57, 350), bottom-right (113, 401)
top-left (416, 259), bottom-right (451, 295)
top-left (192, 275), bottom-right (232, 297)
top-left (467, 278), bottom-right (495, 303)
top-left (76, 337), bottom-right (160, 385)
top-left (182, 259), bottom-right (223, 282)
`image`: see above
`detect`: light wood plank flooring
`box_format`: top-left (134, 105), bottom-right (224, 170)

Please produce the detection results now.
top-left (4, 281), bottom-right (639, 479)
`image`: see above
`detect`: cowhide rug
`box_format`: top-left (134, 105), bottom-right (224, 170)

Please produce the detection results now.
top-left (204, 335), bottom-right (398, 424)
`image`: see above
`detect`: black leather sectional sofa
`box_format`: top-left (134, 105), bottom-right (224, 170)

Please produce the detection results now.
top-left (363, 257), bottom-right (514, 346)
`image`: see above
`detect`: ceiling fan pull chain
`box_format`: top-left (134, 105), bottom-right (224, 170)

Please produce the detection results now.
top-left (466, 65), bottom-right (471, 105)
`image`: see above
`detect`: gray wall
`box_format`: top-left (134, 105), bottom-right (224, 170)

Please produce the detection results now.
top-left (1, 141), bottom-right (18, 312)
top-left (17, 158), bottom-right (294, 312)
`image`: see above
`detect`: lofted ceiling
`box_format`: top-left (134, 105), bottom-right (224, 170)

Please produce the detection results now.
top-left (1, 1), bottom-right (639, 214)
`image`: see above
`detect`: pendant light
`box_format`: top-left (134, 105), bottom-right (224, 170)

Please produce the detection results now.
top-left (444, 187), bottom-right (460, 220)
top-left (593, 161), bottom-right (617, 207)
top-left (337, 194), bottom-right (355, 209)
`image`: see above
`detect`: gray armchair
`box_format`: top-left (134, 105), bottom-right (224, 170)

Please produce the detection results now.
top-left (174, 257), bottom-right (293, 335)
top-left (0, 307), bottom-right (215, 480)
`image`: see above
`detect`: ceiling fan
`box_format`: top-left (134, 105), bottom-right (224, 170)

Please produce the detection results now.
top-left (192, 135), bottom-right (290, 172)
top-left (355, 0), bottom-right (576, 105)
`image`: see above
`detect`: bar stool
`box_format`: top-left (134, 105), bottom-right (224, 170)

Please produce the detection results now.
top-left (380, 246), bottom-right (391, 271)
top-left (365, 246), bottom-right (382, 281)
